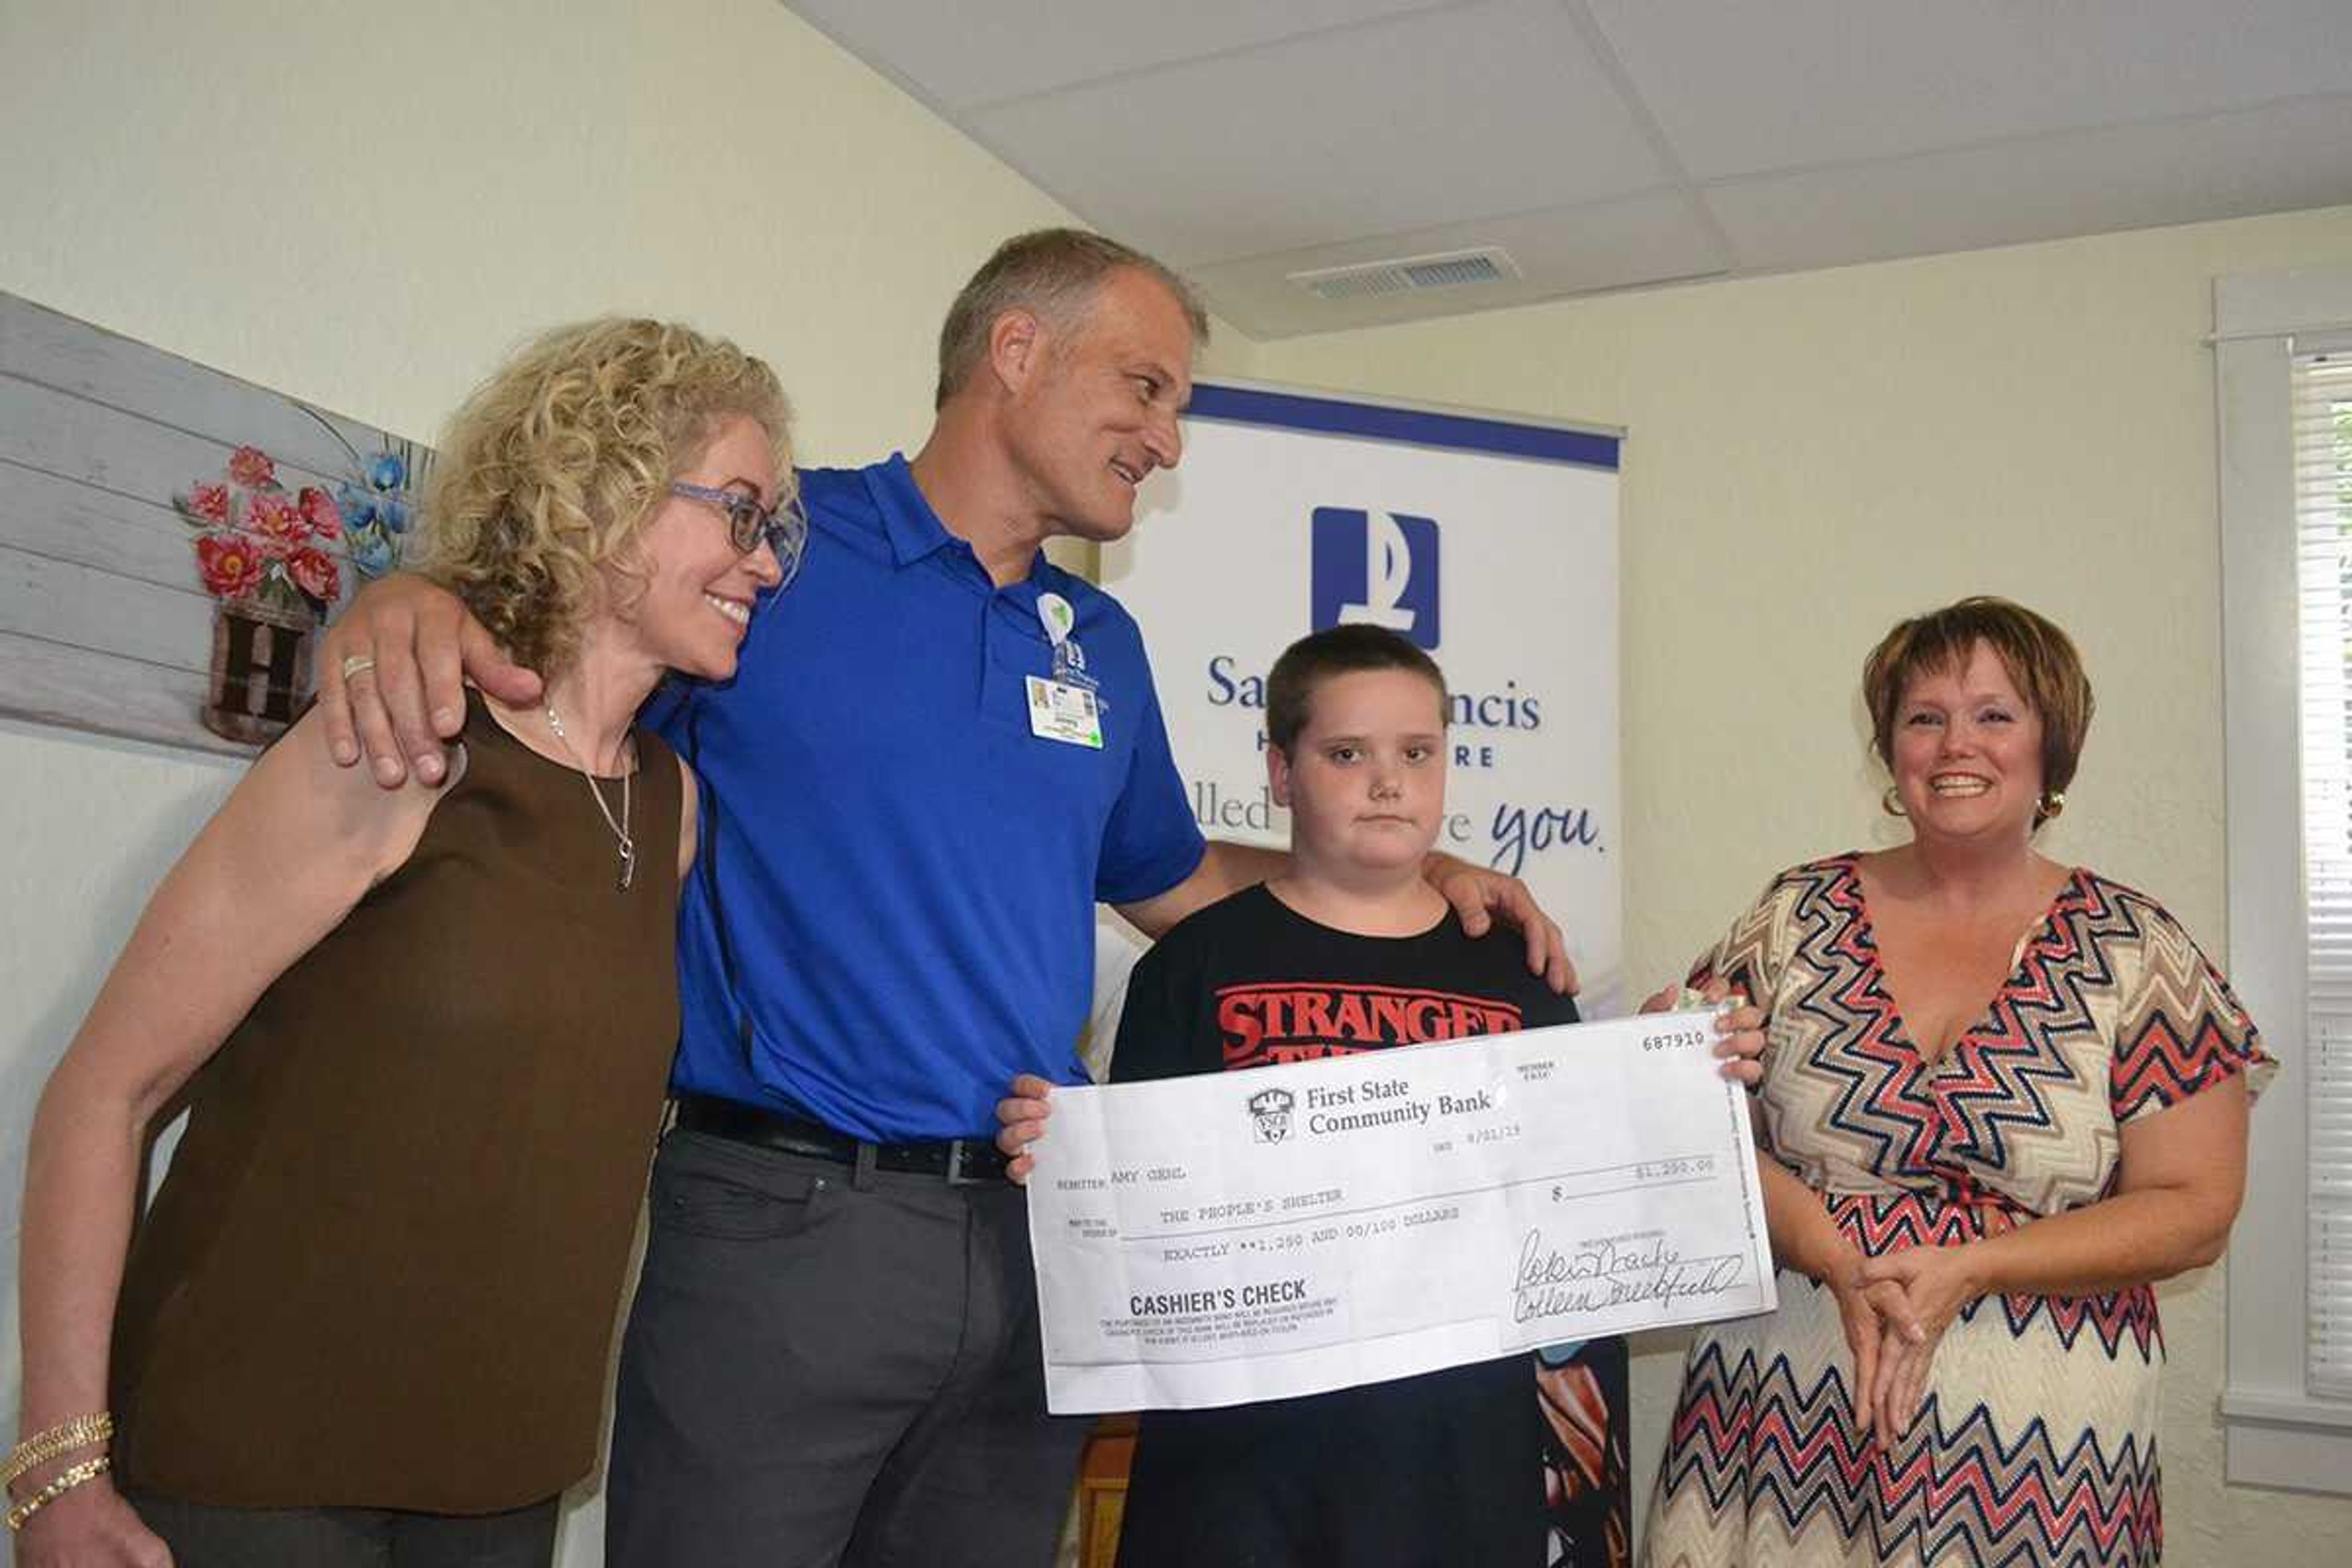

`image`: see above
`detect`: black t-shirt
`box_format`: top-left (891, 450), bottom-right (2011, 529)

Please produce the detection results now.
top-left (1111, 884), bottom-right (1580, 1568)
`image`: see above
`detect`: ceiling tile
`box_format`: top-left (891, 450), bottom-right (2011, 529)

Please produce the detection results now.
top-left (962, 0), bottom-right (1671, 268)
top-left (1186, 192), bottom-right (1728, 337)
top-left (1703, 93), bottom-right (2352, 273)
top-left (783, 1), bottom-right (1455, 111)
top-left (1586, 0), bottom-right (2352, 179)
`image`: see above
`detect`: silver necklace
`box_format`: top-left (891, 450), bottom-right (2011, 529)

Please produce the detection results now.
top-left (543, 704), bottom-right (635, 891)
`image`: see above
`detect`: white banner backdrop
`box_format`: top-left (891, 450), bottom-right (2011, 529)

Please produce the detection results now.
top-left (1093, 380), bottom-right (1624, 1040)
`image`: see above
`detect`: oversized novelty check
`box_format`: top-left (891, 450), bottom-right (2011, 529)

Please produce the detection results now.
top-left (1027, 1009), bottom-right (1775, 1412)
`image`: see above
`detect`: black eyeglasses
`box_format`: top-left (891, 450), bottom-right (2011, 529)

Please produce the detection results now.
top-left (669, 481), bottom-right (807, 587)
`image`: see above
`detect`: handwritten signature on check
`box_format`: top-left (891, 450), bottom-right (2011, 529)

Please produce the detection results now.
top-left (1512, 1231), bottom-right (1748, 1325)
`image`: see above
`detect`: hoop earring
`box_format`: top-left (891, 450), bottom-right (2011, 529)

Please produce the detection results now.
top-left (1882, 785), bottom-right (1907, 818)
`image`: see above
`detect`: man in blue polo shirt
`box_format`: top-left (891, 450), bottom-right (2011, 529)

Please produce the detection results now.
top-left (315, 231), bottom-right (1570, 1567)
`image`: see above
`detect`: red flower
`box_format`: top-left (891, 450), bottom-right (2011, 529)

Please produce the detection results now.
top-left (227, 445), bottom-right (276, 488)
top-left (296, 485), bottom-right (344, 540)
top-left (246, 490), bottom-right (308, 544)
top-left (288, 545), bottom-right (341, 604)
top-left (196, 533), bottom-right (263, 598)
top-left (187, 481), bottom-right (231, 523)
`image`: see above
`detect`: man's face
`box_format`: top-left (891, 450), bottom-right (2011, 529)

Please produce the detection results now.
top-left (1003, 267), bottom-right (1196, 543)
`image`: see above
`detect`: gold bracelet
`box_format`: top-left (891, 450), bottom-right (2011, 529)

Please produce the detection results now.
top-left (4, 1454), bottom-right (110, 1532)
top-left (1, 1412), bottom-right (113, 1488)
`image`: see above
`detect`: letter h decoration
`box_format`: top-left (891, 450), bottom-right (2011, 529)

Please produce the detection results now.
top-left (203, 597), bottom-right (315, 744)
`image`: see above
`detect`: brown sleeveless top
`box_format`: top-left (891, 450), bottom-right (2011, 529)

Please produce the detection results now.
top-left (110, 694), bottom-right (682, 1512)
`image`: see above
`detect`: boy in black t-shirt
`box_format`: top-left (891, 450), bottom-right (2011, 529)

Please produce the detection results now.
top-left (996, 627), bottom-right (1754, 1566)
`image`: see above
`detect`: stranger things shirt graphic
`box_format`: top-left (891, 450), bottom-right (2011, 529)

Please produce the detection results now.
top-left (1215, 981), bottom-right (1525, 1069)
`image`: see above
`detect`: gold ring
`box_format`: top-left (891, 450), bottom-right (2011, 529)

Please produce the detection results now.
top-left (340, 654), bottom-right (378, 683)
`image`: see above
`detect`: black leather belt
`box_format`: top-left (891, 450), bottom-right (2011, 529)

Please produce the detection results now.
top-left (674, 1095), bottom-right (1011, 1185)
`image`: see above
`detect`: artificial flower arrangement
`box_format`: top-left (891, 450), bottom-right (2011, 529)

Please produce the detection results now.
top-left (176, 444), bottom-right (347, 619)
top-left (175, 435), bottom-right (415, 616)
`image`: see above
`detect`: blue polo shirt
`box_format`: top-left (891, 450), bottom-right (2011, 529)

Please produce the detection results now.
top-left (652, 454), bottom-right (1205, 1141)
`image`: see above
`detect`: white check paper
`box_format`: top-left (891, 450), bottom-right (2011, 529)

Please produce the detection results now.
top-left (1027, 1010), bottom-right (1776, 1413)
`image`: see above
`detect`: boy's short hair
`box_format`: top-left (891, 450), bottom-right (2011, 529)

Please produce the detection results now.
top-left (1265, 625), bottom-right (1448, 753)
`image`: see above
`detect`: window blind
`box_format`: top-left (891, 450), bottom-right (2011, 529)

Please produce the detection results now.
top-left (2296, 345), bottom-right (2352, 1400)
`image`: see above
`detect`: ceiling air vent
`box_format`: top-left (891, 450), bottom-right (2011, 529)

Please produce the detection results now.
top-left (1287, 247), bottom-right (1521, 301)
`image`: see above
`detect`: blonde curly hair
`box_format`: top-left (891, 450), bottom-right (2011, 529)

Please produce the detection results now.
top-left (412, 317), bottom-right (794, 676)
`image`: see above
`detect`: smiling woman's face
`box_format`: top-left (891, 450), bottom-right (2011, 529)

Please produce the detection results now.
top-left (616, 414), bottom-right (785, 682)
top-left (1888, 639), bottom-right (2047, 847)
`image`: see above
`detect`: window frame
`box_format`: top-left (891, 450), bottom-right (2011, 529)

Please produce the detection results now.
top-left (2217, 263), bottom-right (2352, 1494)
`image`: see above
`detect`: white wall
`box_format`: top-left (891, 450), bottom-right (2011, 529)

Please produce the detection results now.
top-left (1252, 203), bottom-right (2352, 1562)
top-left (0, 1), bottom-right (1248, 1561)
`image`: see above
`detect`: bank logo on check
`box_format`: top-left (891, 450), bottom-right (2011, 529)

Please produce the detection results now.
top-left (1246, 1087), bottom-right (1295, 1144)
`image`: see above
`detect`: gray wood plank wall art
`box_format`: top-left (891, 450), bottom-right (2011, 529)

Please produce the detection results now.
top-left (0, 292), bottom-right (431, 755)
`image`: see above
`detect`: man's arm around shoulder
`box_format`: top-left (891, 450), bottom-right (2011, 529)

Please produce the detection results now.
top-left (315, 571), bottom-right (541, 786)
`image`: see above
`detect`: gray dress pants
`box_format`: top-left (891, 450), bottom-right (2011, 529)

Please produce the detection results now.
top-left (130, 1493), bottom-right (560, 1568)
top-left (608, 1128), bottom-right (1087, 1567)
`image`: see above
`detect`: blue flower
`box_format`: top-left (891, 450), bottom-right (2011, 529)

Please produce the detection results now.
top-left (378, 497), bottom-right (410, 535)
top-left (336, 483), bottom-right (378, 531)
top-left (348, 523), bottom-right (399, 578)
top-left (368, 451), bottom-right (409, 491)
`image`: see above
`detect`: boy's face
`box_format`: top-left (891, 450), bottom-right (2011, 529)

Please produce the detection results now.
top-left (1267, 667), bottom-right (1447, 880)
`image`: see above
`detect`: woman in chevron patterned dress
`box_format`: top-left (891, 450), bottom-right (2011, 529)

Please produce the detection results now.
top-left (1645, 597), bottom-right (2272, 1568)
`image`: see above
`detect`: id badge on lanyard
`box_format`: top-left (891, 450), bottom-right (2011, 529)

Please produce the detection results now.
top-left (1027, 591), bottom-right (1104, 750)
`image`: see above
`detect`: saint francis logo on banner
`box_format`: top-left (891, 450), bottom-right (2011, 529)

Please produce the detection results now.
top-left (1310, 508), bottom-right (1441, 650)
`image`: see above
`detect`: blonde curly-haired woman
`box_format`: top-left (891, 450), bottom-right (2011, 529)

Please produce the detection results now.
top-left (8, 318), bottom-right (801, 1568)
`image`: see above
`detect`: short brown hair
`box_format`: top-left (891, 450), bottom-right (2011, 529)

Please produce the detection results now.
top-left (1266, 625), bottom-right (1448, 754)
top-left (1862, 597), bottom-right (2094, 826)
top-left (933, 228), bottom-right (1209, 409)
top-left (413, 318), bottom-right (793, 676)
